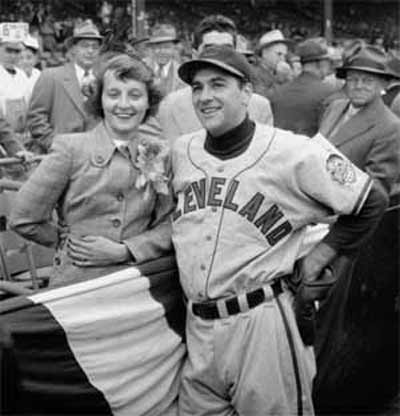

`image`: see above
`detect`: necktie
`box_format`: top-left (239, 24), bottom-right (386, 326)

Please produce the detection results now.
top-left (81, 70), bottom-right (92, 99)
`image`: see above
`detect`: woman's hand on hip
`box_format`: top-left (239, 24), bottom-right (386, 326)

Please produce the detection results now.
top-left (67, 235), bottom-right (130, 267)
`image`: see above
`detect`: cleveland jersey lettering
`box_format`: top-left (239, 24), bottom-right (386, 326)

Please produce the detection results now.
top-left (173, 177), bottom-right (293, 246)
top-left (171, 124), bottom-right (372, 300)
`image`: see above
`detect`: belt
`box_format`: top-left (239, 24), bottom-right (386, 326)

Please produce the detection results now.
top-left (191, 279), bottom-right (284, 320)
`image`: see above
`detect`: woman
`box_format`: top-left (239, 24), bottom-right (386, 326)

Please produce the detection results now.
top-left (10, 53), bottom-right (173, 287)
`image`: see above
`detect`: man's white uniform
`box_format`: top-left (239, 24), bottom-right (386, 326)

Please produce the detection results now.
top-left (171, 123), bottom-right (372, 415)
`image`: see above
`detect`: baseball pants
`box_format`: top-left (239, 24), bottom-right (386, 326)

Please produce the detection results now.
top-left (179, 290), bottom-right (316, 416)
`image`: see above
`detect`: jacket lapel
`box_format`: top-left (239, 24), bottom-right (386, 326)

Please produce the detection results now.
top-left (61, 63), bottom-right (86, 118)
top-left (319, 99), bottom-right (349, 139)
top-left (330, 98), bottom-right (382, 147)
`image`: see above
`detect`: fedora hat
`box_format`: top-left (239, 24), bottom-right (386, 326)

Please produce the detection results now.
top-left (296, 39), bottom-right (330, 63)
top-left (257, 29), bottom-right (291, 54)
top-left (178, 45), bottom-right (253, 84)
top-left (148, 24), bottom-right (178, 44)
top-left (336, 45), bottom-right (389, 79)
top-left (65, 20), bottom-right (103, 49)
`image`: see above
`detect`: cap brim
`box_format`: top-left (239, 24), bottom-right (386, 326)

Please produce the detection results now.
top-left (178, 58), bottom-right (245, 84)
top-left (336, 65), bottom-right (390, 79)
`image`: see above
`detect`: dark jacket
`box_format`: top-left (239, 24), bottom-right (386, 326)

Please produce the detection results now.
top-left (270, 71), bottom-right (338, 137)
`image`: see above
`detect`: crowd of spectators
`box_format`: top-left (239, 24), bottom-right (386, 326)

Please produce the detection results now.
top-left (0, 0), bottom-right (399, 69)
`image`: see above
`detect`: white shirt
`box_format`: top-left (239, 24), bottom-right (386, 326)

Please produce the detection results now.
top-left (0, 65), bottom-right (30, 132)
top-left (74, 64), bottom-right (94, 87)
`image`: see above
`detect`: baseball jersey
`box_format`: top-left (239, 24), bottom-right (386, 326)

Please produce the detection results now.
top-left (171, 124), bottom-right (372, 301)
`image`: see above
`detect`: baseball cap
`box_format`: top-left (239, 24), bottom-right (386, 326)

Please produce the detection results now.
top-left (0, 22), bottom-right (28, 50)
top-left (178, 45), bottom-right (253, 84)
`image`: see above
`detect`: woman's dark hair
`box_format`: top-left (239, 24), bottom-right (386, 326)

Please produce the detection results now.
top-left (87, 52), bottom-right (162, 123)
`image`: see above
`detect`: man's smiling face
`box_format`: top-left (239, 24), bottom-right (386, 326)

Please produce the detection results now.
top-left (191, 66), bottom-right (251, 137)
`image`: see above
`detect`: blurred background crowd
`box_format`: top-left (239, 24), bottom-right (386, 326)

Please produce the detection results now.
top-left (0, 0), bottom-right (399, 70)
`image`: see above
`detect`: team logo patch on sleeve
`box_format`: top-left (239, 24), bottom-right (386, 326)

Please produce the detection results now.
top-left (326, 154), bottom-right (356, 185)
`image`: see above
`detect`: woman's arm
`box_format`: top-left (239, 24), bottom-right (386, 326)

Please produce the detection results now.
top-left (9, 135), bottom-right (72, 247)
top-left (122, 189), bottom-right (174, 263)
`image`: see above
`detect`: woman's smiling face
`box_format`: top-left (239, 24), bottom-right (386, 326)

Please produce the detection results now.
top-left (102, 70), bottom-right (149, 140)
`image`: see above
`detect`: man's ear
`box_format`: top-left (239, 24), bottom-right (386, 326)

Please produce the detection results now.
top-left (241, 81), bottom-right (253, 106)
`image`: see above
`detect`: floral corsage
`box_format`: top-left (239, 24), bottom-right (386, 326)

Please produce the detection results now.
top-left (134, 137), bottom-right (170, 198)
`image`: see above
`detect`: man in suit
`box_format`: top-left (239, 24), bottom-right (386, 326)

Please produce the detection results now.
top-left (314, 45), bottom-right (400, 414)
top-left (157, 14), bottom-right (273, 144)
top-left (147, 24), bottom-right (186, 97)
top-left (319, 45), bottom-right (400, 195)
top-left (270, 39), bottom-right (339, 137)
top-left (26, 20), bottom-right (102, 153)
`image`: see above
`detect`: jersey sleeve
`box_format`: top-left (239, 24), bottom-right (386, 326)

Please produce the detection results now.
top-left (295, 133), bottom-right (373, 216)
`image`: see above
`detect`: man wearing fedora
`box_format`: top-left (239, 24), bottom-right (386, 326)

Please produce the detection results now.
top-left (147, 24), bottom-right (185, 96)
top-left (253, 29), bottom-right (292, 98)
top-left (270, 38), bottom-right (339, 137)
top-left (313, 45), bottom-right (400, 415)
top-left (319, 44), bottom-right (400, 195)
top-left (26, 20), bottom-right (102, 153)
top-left (157, 14), bottom-right (273, 143)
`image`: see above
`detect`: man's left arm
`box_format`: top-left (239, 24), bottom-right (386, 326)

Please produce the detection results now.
top-left (299, 182), bottom-right (388, 283)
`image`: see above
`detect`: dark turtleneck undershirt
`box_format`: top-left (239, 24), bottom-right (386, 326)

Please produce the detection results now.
top-left (204, 115), bottom-right (255, 160)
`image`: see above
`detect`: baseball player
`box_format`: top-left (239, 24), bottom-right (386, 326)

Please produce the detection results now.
top-left (171, 46), bottom-right (387, 416)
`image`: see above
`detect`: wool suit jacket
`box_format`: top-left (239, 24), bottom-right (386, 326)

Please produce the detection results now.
top-left (319, 97), bottom-right (400, 194)
top-left (10, 122), bottom-right (173, 287)
top-left (27, 62), bottom-right (98, 153)
top-left (270, 71), bottom-right (338, 137)
top-left (157, 86), bottom-right (274, 144)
